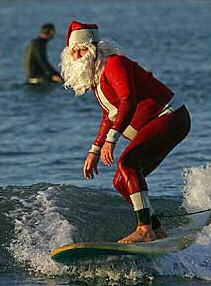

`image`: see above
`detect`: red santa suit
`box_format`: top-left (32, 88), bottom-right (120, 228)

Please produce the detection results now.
top-left (89, 54), bottom-right (191, 225)
top-left (65, 21), bottom-right (191, 228)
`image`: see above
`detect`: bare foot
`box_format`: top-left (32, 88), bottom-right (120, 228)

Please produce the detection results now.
top-left (118, 224), bottom-right (156, 244)
top-left (154, 227), bottom-right (167, 240)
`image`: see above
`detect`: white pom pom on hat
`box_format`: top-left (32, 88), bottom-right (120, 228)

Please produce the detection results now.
top-left (66, 20), bottom-right (100, 47)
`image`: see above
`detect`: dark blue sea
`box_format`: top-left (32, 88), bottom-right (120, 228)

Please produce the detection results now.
top-left (1, 0), bottom-right (211, 285)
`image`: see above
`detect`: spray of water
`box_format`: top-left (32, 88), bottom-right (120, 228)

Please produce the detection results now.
top-left (8, 164), bottom-right (211, 282)
top-left (155, 163), bottom-right (211, 280)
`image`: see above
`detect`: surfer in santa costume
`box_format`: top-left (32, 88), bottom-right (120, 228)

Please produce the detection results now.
top-left (61, 21), bottom-right (191, 243)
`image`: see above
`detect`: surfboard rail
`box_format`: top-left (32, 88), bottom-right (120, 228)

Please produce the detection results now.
top-left (50, 236), bottom-right (194, 264)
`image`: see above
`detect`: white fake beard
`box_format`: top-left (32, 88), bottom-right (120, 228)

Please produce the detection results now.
top-left (61, 47), bottom-right (96, 95)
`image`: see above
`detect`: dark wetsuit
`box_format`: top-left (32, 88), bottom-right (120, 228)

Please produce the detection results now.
top-left (24, 37), bottom-right (60, 82)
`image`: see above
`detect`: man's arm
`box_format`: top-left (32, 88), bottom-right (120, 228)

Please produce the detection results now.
top-left (104, 55), bottom-right (137, 143)
top-left (84, 109), bottom-right (112, 179)
top-left (89, 108), bottom-right (113, 155)
top-left (100, 55), bottom-right (137, 166)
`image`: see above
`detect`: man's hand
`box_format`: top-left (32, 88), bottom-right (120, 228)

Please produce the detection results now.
top-left (83, 152), bottom-right (99, 180)
top-left (101, 141), bottom-right (115, 166)
top-left (51, 75), bottom-right (63, 82)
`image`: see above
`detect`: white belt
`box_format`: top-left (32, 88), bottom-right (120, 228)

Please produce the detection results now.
top-left (158, 94), bottom-right (183, 117)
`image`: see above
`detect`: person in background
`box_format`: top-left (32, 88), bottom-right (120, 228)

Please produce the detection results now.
top-left (24, 23), bottom-right (62, 84)
top-left (60, 21), bottom-right (191, 243)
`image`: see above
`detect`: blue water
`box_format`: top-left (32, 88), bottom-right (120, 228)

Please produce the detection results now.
top-left (1, 0), bottom-right (211, 285)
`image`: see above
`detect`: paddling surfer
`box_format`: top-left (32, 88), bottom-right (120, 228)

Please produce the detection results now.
top-left (24, 23), bottom-right (62, 84)
top-left (61, 21), bottom-right (191, 243)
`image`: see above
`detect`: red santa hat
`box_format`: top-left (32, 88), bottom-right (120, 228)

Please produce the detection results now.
top-left (67, 20), bottom-right (100, 47)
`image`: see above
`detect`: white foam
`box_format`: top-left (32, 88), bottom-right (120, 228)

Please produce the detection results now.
top-left (9, 186), bottom-right (75, 276)
top-left (8, 185), bottom-right (148, 281)
top-left (155, 164), bottom-right (211, 280)
top-left (182, 163), bottom-right (211, 211)
top-left (8, 164), bottom-right (211, 281)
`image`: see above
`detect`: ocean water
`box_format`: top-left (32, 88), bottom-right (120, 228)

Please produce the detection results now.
top-left (0, 0), bottom-right (211, 285)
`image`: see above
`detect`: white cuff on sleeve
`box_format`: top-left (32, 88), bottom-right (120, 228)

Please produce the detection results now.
top-left (89, 144), bottom-right (101, 155)
top-left (106, 129), bottom-right (121, 143)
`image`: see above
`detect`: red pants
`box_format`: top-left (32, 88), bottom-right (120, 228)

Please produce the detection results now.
top-left (113, 105), bottom-right (191, 206)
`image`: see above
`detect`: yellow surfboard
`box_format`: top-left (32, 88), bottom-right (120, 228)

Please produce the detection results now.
top-left (50, 236), bottom-right (194, 264)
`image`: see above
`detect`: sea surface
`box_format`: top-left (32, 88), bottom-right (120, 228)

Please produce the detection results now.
top-left (0, 0), bottom-right (211, 285)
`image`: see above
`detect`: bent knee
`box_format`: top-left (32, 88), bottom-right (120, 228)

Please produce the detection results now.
top-left (116, 157), bottom-right (129, 172)
top-left (113, 170), bottom-right (122, 190)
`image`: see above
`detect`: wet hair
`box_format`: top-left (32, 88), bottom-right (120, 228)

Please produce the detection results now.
top-left (41, 23), bottom-right (55, 35)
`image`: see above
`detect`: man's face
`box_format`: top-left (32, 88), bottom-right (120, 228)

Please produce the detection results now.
top-left (72, 44), bottom-right (89, 61)
top-left (48, 30), bottom-right (55, 40)
top-left (61, 44), bottom-right (96, 95)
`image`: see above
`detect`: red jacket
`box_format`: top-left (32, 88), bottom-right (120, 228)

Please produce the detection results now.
top-left (93, 54), bottom-right (174, 148)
